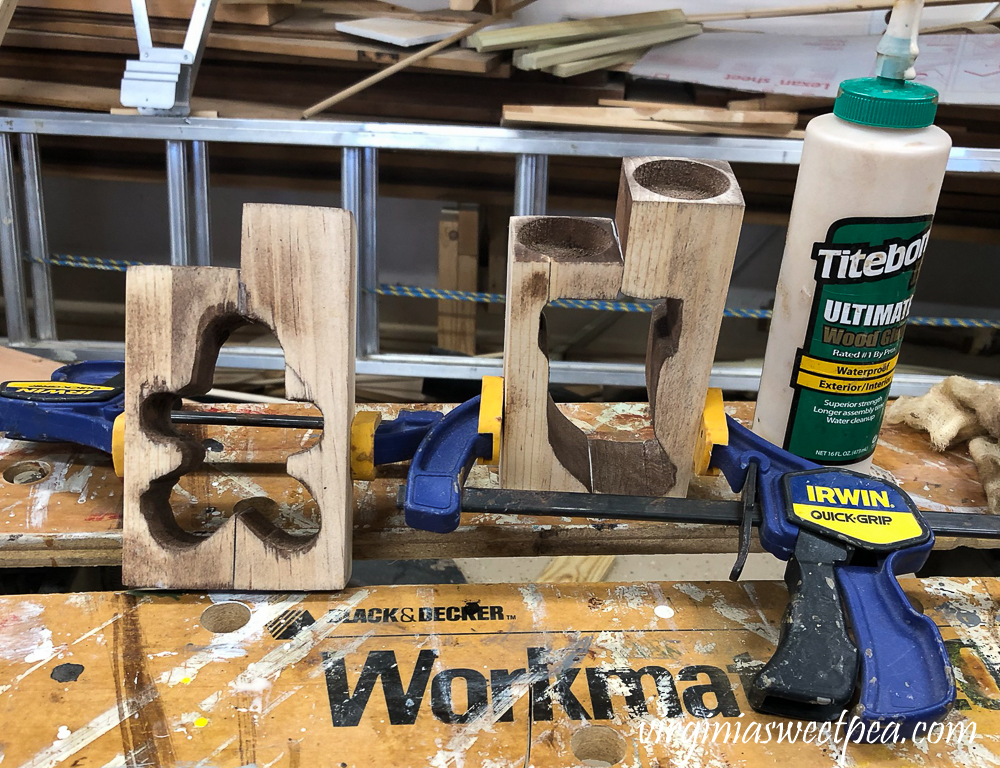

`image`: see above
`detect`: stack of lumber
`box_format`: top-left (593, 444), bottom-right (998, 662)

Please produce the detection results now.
top-left (4, 0), bottom-right (508, 80)
top-left (469, 9), bottom-right (702, 78)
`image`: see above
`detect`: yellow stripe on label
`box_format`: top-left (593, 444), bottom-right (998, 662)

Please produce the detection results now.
top-left (797, 354), bottom-right (898, 380)
top-left (792, 503), bottom-right (923, 546)
top-left (6, 381), bottom-right (116, 394)
top-left (795, 370), bottom-right (894, 395)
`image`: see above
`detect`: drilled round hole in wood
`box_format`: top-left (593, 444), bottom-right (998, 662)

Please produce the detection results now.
top-left (570, 725), bottom-right (627, 767)
top-left (2, 461), bottom-right (52, 485)
top-left (518, 218), bottom-right (615, 261)
top-left (633, 159), bottom-right (731, 200)
top-left (200, 601), bottom-right (251, 633)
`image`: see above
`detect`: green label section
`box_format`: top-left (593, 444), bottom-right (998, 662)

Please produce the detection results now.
top-left (785, 215), bottom-right (932, 464)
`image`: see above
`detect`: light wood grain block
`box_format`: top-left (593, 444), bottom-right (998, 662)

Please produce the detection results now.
top-left (124, 203), bottom-right (356, 591)
top-left (617, 157), bottom-right (744, 495)
top-left (437, 205), bottom-right (478, 355)
top-left (501, 216), bottom-right (622, 493)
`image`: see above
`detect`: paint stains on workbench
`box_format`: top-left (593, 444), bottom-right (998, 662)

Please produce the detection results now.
top-left (517, 585), bottom-right (546, 624)
top-left (111, 593), bottom-right (177, 768)
top-left (0, 601), bottom-right (52, 662)
top-left (50, 662), bottom-right (84, 682)
top-left (672, 583), bottom-right (780, 644)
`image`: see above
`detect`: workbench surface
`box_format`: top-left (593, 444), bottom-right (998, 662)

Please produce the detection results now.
top-left (1, 578), bottom-right (998, 767)
top-left (0, 402), bottom-right (989, 567)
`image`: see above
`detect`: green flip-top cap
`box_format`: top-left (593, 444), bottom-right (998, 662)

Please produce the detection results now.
top-left (834, 76), bottom-right (939, 129)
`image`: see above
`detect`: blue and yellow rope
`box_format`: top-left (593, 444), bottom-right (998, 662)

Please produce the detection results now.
top-left (24, 254), bottom-right (1000, 330)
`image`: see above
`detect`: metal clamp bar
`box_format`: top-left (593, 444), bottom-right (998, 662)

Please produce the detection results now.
top-left (18, 134), bottom-right (56, 340)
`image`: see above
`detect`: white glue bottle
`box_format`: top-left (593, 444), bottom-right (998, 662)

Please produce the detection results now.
top-left (753, 0), bottom-right (951, 472)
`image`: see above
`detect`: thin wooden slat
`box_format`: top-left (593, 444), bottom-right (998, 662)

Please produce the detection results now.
top-left (17, 0), bottom-right (294, 25)
top-left (0, 0), bottom-right (17, 45)
top-left (437, 206), bottom-right (479, 356)
top-left (545, 49), bottom-right (647, 78)
top-left (513, 24), bottom-right (700, 71)
top-left (501, 105), bottom-right (804, 139)
top-left (468, 8), bottom-right (686, 52)
top-left (598, 98), bottom-right (799, 126)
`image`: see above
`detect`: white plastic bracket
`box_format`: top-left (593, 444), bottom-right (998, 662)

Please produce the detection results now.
top-left (120, 0), bottom-right (220, 116)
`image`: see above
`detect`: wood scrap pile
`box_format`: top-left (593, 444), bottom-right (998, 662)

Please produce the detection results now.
top-left (468, 10), bottom-right (701, 78)
top-left (0, 0), bottom-right (996, 145)
top-left (3, 0), bottom-right (508, 82)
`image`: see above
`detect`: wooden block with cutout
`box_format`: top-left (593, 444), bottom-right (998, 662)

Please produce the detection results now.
top-left (501, 216), bottom-right (622, 493)
top-left (501, 159), bottom-right (743, 499)
top-left (617, 157), bottom-right (744, 495)
top-left (123, 203), bottom-right (356, 591)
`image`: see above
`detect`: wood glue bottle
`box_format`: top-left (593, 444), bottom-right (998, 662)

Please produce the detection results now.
top-left (753, 0), bottom-right (951, 472)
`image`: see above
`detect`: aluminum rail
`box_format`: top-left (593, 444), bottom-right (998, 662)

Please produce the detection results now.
top-left (15, 338), bottom-right (997, 397)
top-left (3, 109), bottom-right (1000, 172)
top-left (3, 107), bottom-right (998, 392)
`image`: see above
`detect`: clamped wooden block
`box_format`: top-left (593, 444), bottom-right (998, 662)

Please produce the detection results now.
top-left (123, 203), bottom-right (356, 591)
top-left (502, 157), bottom-right (744, 497)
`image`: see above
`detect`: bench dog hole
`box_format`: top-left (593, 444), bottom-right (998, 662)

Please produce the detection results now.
top-left (2, 460), bottom-right (52, 485)
top-left (200, 601), bottom-right (252, 633)
top-left (570, 724), bottom-right (627, 767)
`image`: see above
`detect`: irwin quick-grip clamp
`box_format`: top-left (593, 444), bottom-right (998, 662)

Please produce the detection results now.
top-left (400, 384), bottom-right (964, 737)
top-left (711, 417), bottom-right (954, 738)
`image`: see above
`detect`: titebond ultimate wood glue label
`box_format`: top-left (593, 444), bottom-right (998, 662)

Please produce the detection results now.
top-left (785, 216), bottom-right (931, 463)
top-left (754, 70), bottom-right (950, 471)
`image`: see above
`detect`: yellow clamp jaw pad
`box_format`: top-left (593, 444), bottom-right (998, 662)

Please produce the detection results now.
top-left (350, 411), bottom-right (382, 481)
top-left (478, 376), bottom-right (503, 466)
top-left (695, 388), bottom-right (728, 477)
top-left (112, 412), bottom-right (126, 478)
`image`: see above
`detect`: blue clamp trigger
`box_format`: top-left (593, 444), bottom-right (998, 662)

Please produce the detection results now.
top-left (0, 360), bottom-right (125, 454)
top-left (373, 410), bottom-right (444, 466)
top-left (711, 416), bottom-right (817, 559)
top-left (404, 396), bottom-right (493, 534)
top-left (836, 535), bottom-right (955, 737)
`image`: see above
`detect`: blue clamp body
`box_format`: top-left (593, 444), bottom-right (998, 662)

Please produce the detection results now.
top-left (0, 360), bottom-right (125, 454)
top-left (711, 415), bottom-right (954, 737)
top-left (0, 362), bottom-right (442, 473)
top-left (374, 410), bottom-right (444, 466)
top-left (710, 416), bottom-right (813, 558)
top-left (403, 395), bottom-right (492, 534)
